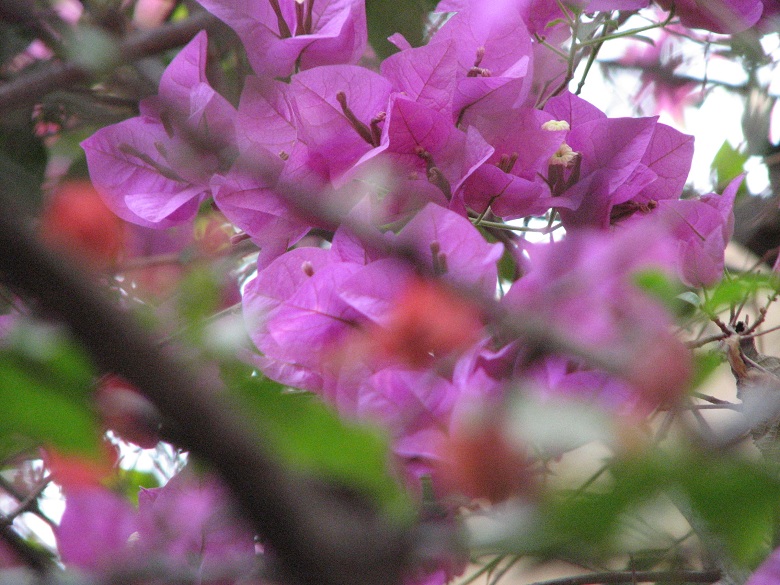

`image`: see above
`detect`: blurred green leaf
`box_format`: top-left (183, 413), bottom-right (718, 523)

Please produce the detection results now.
top-left (498, 246), bottom-right (518, 284)
top-left (711, 141), bottom-right (748, 196)
top-left (177, 266), bottom-right (223, 336)
top-left (478, 449), bottom-right (780, 567)
top-left (677, 291), bottom-right (701, 307)
top-left (222, 361), bottom-right (413, 520)
top-left (633, 270), bottom-right (692, 317)
top-left (64, 26), bottom-right (119, 74)
top-left (115, 469), bottom-right (161, 505)
top-left (689, 350), bottom-right (723, 391)
top-left (5, 322), bottom-right (96, 400)
top-left (678, 456), bottom-right (779, 565)
top-left (0, 321), bottom-right (100, 459)
top-left (702, 273), bottom-right (779, 315)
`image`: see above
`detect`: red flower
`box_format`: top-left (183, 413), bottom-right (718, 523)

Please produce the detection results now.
top-left (40, 179), bottom-right (126, 270)
top-left (374, 279), bottom-right (483, 368)
top-left (437, 425), bottom-right (536, 504)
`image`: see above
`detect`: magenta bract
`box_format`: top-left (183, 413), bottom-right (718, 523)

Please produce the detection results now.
top-left (82, 31), bottom-right (236, 229)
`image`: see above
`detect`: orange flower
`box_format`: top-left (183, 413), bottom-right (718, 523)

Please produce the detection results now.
top-left (374, 279), bottom-right (483, 368)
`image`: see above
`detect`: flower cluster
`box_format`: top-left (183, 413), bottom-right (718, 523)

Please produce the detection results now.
top-left (70, 0), bottom-right (769, 581)
top-left (57, 470), bottom-right (257, 583)
top-left (80, 0), bottom-right (755, 487)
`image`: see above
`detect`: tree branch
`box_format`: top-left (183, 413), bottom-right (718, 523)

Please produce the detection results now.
top-left (527, 569), bottom-right (722, 585)
top-left (0, 194), bottom-right (412, 585)
top-left (0, 10), bottom-right (220, 115)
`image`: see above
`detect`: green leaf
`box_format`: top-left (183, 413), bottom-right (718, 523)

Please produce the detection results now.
top-left (711, 141), bottom-right (748, 196)
top-left (677, 291), bottom-right (701, 308)
top-left (115, 469), bottom-right (161, 505)
top-left (366, 0), bottom-right (431, 60)
top-left (221, 362), bottom-right (413, 520)
top-left (171, 3), bottom-right (189, 21)
top-left (689, 350), bottom-right (723, 391)
top-left (678, 456), bottom-right (780, 565)
top-left (702, 273), bottom-right (779, 315)
top-left (474, 449), bottom-right (780, 567)
top-left (64, 26), bottom-right (120, 75)
top-left (498, 246), bottom-right (518, 284)
top-left (0, 321), bottom-right (101, 459)
top-left (498, 457), bottom-right (668, 557)
top-left (0, 358), bottom-right (99, 458)
top-left (6, 323), bottom-right (96, 397)
top-left (633, 270), bottom-right (692, 317)
top-left (177, 266), bottom-right (223, 335)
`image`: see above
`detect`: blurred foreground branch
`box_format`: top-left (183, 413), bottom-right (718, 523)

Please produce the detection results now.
top-left (528, 569), bottom-right (722, 585)
top-left (0, 192), bottom-right (411, 585)
top-left (0, 8), bottom-right (220, 114)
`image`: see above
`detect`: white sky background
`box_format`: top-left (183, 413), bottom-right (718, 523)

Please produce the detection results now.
top-left (574, 16), bottom-right (780, 196)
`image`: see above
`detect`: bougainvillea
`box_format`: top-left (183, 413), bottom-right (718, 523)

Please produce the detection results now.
top-left (3, 0), bottom-right (778, 584)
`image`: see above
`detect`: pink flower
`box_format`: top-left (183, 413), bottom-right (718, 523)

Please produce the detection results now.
top-left (654, 0), bottom-right (763, 33)
top-left (195, 0), bottom-right (367, 77)
top-left (57, 471), bottom-right (256, 580)
top-left (651, 175), bottom-right (741, 287)
top-left (619, 31), bottom-right (702, 124)
top-left (82, 32), bottom-right (236, 229)
top-left (502, 220), bottom-right (693, 407)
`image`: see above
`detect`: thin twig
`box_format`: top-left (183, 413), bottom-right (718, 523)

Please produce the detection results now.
top-left (576, 7), bottom-right (677, 48)
top-left (685, 333), bottom-right (729, 349)
top-left (526, 569), bottom-right (721, 585)
top-left (0, 474), bottom-right (55, 528)
top-left (488, 554), bottom-right (523, 585)
top-left (745, 322), bottom-right (780, 339)
top-left (692, 392), bottom-right (733, 406)
top-left (461, 556), bottom-right (506, 585)
top-left (471, 219), bottom-right (563, 233)
top-left (0, 475), bottom-right (51, 526)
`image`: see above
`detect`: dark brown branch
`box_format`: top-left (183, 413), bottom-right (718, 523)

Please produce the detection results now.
top-left (0, 473), bottom-right (55, 527)
top-left (0, 523), bottom-right (56, 573)
top-left (0, 476), bottom-right (51, 526)
top-left (600, 60), bottom-right (758, 95)
top-left (0, 196), bottom-right (411, 585)
top-left (0, 0), bottom-right (65, 52)
top-left (119, 10), bottom-right (219, 61)
top-left (0, 10), bottom-right (220, 114)
top-left (527, 569), bottom-right (722, 585)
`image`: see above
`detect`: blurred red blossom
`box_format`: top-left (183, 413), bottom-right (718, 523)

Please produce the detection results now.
top-left (95, 375), bottom-right (161, 449)
top-left (372, 278), bottom-right (484, 368)
top-left (437, 423), bottom-right (536, 504)
top-left (39, 179), bottom-right (126, 271)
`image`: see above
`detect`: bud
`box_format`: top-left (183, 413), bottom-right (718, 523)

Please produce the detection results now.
top-left (96, 375), bottom-right (161, 449)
